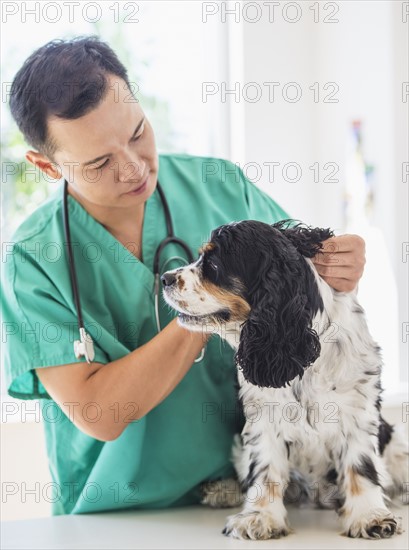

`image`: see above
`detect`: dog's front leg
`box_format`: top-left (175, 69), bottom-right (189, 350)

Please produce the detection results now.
top-left (334, 432), bottom-right (403, 539)
top-left (222, 429), bottom-right (292, 540)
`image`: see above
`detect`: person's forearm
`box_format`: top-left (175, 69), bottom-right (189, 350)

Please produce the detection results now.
top-left (84, 318), bottom-right (208, 440)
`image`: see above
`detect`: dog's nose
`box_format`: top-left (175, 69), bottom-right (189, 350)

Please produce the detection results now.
top-left (161, 272), bottom-right (176, 287)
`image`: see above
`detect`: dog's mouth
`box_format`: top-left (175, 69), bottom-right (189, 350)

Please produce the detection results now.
top-left (177, 309), bottom-right (231, 324)
top-left (162, 286), bottom-right (231, 324)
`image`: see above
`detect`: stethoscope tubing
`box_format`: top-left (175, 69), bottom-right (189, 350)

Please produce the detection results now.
top-left (63, 178), bottom-right (205, 363)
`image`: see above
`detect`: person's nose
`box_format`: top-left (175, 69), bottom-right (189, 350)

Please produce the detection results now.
top-left (161, 272), bottom-right (176, 287)
top-left (116, 154), bottom-right (145, 183)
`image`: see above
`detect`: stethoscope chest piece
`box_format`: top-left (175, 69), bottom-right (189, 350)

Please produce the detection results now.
top-left (74, 328), bottom-right (95, 363)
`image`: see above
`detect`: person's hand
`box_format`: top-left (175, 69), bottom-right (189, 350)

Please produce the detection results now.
top-left (311, 235), bottom-right (366, 293)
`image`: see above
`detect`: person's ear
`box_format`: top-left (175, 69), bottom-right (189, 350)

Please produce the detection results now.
top-left (25, 151), bottom-right (62, 180)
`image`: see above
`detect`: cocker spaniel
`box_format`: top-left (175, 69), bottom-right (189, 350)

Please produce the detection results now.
top-left (161, 219), bottom-right (408, 541)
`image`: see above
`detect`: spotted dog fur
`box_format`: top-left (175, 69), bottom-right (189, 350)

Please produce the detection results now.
top-left (161, 219), bottom-right (408, 541)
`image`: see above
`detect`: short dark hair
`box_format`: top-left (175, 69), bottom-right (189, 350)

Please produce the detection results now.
top-left (9, 35), bottom-right (132, 161)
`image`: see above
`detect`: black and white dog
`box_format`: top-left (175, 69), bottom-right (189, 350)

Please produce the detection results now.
top-left (161, 220), bottom-right (408, 541)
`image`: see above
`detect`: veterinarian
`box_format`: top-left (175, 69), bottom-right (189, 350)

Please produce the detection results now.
top-left (2, 36), bottom-right (366, 516)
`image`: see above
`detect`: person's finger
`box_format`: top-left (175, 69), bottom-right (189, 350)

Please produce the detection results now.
top-left (312, 252), bottom-right (354, 267)
top-left (319, 234), bottom-right (365, 253)
top-left (313, 263), bottom-right (362, 279)
top-left (319, 275), bottom-right (357, 293)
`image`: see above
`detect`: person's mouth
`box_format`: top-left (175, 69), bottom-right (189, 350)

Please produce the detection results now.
top-left (124, 175), bottom-right (149, 195)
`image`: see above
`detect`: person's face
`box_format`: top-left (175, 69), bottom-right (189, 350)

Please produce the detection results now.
top-left (27, 74), bottom-right (159, 209)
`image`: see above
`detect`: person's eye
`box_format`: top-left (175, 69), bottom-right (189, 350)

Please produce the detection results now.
top-left (94, 159), bottom-right (109, 170)
top-left (131, 124), bottom-right (145, 142)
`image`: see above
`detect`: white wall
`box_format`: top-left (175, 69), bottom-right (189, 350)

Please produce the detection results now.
top-left (392, 0), bottom-right (409, 386)
top-left (229, 0), bottom-right (408, 388)
top-left (240, 6), bottom-right (318, 226)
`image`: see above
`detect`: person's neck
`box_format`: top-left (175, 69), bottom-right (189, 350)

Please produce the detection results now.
top-left (68, 186), bottom-right (145, 236)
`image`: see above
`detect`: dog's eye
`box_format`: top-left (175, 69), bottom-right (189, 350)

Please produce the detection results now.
top-left (203, 256), bottom-right (220, 280)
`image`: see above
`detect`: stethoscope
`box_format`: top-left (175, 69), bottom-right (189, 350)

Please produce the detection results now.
top-left (62, 179), bottom-right (205, 364)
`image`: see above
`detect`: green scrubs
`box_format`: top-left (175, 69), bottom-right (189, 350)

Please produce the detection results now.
top-left (2, 153), bottom-right (290, 515)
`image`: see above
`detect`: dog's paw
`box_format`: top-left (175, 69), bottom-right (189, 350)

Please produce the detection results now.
top-left (222, 509), bottom-right (291, 540)
top-left (343, 508), bottom-right (403, 539)
top-left (200, 478), bottom-right (244, 508)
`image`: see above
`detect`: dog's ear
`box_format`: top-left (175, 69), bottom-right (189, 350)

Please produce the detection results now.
top-left (235, 237), bottom-right (322, 388)
top-left (272, 219), bottom-right (335, 258)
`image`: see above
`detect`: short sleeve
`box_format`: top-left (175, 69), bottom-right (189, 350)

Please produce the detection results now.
top-left (236, 164), bottom-right (292, 223)
top-left (1, 243), bottom-right (109, 400)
